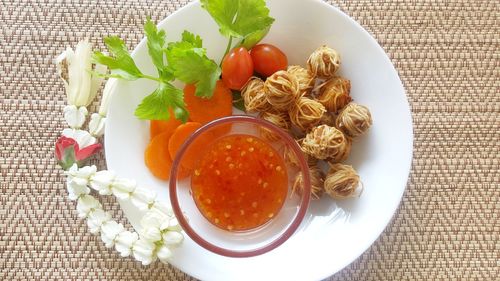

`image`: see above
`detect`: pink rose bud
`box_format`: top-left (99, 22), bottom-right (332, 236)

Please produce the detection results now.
top-left (55, 135), bottom-right (102, 170)
top-left (76, 143), bottom-right (102, 161)
top-left (55, 136), bottom-right (78, 161)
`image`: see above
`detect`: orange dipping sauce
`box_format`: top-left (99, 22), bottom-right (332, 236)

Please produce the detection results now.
top-left (191, 134), bottom-right (288, 231)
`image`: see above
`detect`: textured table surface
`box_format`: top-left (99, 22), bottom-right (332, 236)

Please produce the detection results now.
top-left (1, 0), bottom-right (499, 280)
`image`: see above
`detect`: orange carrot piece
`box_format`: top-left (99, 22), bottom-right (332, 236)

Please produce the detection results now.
top-left (168, 122), bottom-right (216, 170)
top-left (145, 131), bottom-right (174, 180)
top-left (150, 109), bottom-right (183, 140)
top-left (184, 80), bottom-right (233, 125)
top-left (168, 122), bottom-right (203, 164)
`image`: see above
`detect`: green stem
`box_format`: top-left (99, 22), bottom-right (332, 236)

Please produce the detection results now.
top-left (142, 74), bottom-right (162, 82)
top-left (220, 36), bottom-right (234, 66)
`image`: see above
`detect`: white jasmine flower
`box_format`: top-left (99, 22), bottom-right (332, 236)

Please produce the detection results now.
top-left (87, 209), bottom-right (111, 234)
top-left (99, 78), bottom-right (118, 116)
top-left (66, 165), bottom-right (97, 186)
top-left (88, 113), bottom-right (106, 137)
top-left (162, 231), bottom-right (184, 246)
top-left (90, 170), bottom-right (115, 195)
top-left (156, 245), bottom-right (173, 263)
top-left (76, 195), bottom-right (102, 219)
top-left (70, 176), bottom-right (89, 187)
top-left (130, 188), bottom-right (156, 210)
top-left (140, 211), bottom-right (174, 241)
top-left (140, 226), bottom-right (162, 242)
top-left (145, 206), bottom-right (183, 231)
top-left (150, 200), bottom-right (174, 217)
top-left (141, 209), bottom-right (169, 229)
top-left (63, 105), bottom-right (88, 129)
top-left (55, 39), bottom-right (106, 107)
top-left (101, 221), bottom-right (124, 248)
top-left (166, 217), bottom-right (182, 232)
top-left (111, 178), bottom-right (137, 200)
top-left (62, 128), bottom-right (96, 148)
top-left (115, 230), bottom-right (139, 257)
top-left (77, 165), bottom-right (97, 177)
top-left (66, 177), bottom-right (90, 200)
top-left (132, 238), bottom-right (157, 265)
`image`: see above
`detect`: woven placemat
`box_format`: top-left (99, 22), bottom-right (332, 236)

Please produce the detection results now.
top-left (1, 0), bottom-right (498, 280)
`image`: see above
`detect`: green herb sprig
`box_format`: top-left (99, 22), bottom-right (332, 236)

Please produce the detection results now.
top-left (93, 0), bottom-right (275, 122)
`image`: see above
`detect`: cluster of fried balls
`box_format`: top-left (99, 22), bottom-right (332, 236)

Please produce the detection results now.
top-left (241, 45), bottom-right (372, 200)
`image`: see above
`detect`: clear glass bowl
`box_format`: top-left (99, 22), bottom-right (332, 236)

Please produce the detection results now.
top-left (169, 115), bottom-right (311, 257)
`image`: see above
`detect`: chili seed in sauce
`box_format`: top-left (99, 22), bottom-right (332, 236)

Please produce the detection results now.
top-left (191, 134), bottom-right (288, 231)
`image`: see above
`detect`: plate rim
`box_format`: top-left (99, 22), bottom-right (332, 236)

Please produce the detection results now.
top-left (104, 0), bottom-right (414, 279)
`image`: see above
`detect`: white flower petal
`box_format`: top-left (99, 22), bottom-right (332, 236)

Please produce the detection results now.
top-left (88, 113), bottom-right (106, 137)
top-left (100, 221), bottom-right (124, 248)
top-left (99, 78), bottom-right (118, 116)
top-left (56, 40), bottom-right (106, 107)
top-left (115, 230), bottom-right (138, 257)
top-left (167, 217), bottom-right (182, 232)
top-left (62, 129), bottom-right (97, 148)
top-left (89, 64), bottom-right (106, 105)
top-left (66, 177), bottom-right (90, 200)
top-left (67, 163), bottom-right (79, 174)
top-left (87, 209), bottom-right (111, 234)
top-left (80, 165), bottom-right (97, 176)
top-left (72, 177), bottom-right (89, 187)
top-left (63, 105), bottom-right (88, 129)
top-left (156, 245), bottom-right (172, 263)
top-left (66, 165), bottom-right (97, 186)
top-left (72, 39), bottom-right (93, 106)
top-left (90, 170), bottom-right (115, 195)
top-left (162, 231), bottom-right (184, 246)
top-left (65, 39), bottom-right (94, 106)
top-left (76, 195), bottom-right (101, 219)
top-left (140, 211), bottom-right (164, 229)
top-left (130, 188), bottom-right (156, 210)
top-left (111, 178), bottom-right (136, 200)
top-left (132, 238), bottom-right (156, 265)
top-left (55, 48), bottom-right (71, 89)
top-left (150, 201), bottom-right (174, 217)
top-left (140, 226), bottom-right (162, 242)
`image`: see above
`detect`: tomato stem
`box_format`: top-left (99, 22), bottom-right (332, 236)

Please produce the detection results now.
top-left (220, 36), bottom-right (234, 66)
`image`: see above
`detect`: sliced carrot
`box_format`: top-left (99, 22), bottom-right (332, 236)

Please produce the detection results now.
top-left (150, 109), bottom-right (183, 140)
top-left (184, 80), bottom-right (233, 124)
top-left (168, 122), bottom-right (203, 164)
top-left (145, 131), bottom-right (173, 180)
top-left (145, 130), bottom-right (191, 180)
top-left (168, 122), bottom-right (217, 170)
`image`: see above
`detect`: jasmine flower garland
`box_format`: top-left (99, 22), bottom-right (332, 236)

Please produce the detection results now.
top-left (54, 39), bottom-right (183, 265)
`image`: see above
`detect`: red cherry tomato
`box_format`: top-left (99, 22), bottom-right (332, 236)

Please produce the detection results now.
top-left (250, 44), bottom-right (288, 77)
top-left (221, 47), bottom-right (254, 90)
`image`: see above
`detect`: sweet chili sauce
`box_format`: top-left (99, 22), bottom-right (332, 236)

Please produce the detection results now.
top-left (191, 134), bottom-right (288, 231)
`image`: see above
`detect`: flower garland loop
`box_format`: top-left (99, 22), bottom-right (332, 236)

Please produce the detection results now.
top-left (54, 40), bottom-right (184, 265)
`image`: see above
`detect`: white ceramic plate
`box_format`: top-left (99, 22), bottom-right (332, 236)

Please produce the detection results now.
top-left (105, 0), bottom-right (413, 280)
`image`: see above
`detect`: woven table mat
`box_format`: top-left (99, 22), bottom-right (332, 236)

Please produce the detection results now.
top-left (1, 0), bottom-right (498, 280)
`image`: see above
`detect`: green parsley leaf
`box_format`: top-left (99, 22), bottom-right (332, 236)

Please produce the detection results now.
top-left (144, 18), bottom-right (175, 81)
top-left (92, 36), bottom-right (144, 80)
top-left (181, 30), bottom-right (203, 48)
top-left (167, 49), bottom-right (221, 98)
top-left (134, 82), bottom-right (189, 122)
top-left (201, 0), bottom-right (274, 39)
top-left (166, 31), bottom-right (221, 98)
top-left (240, 26), bottom-right (270, 49)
